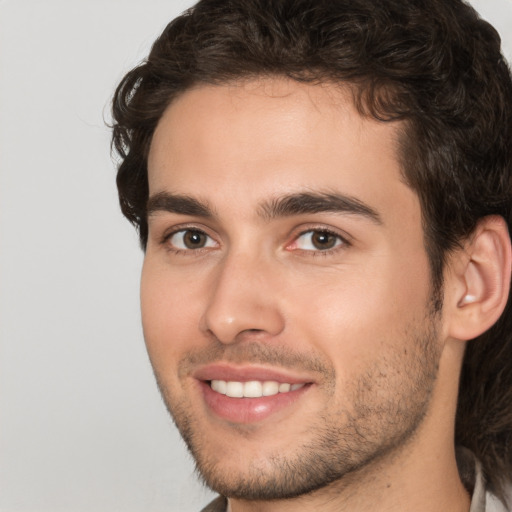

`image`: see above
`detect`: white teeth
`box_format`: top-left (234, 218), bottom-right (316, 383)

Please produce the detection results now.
top-left (210, 380), bottom-right (306, 398)
top-left (262, 381), bottom-right (279, 396)
top-left (225, 381), bottom-right (244, 398)
top-left (244, 381), bottom-right (263, 398)
top-left (211, 379), bottom-right (227, 394)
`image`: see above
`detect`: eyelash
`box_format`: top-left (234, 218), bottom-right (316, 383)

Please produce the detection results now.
top-left (289, 227), bottom-right (351, 256)
top-left (160, 226), bottom-right (351, 256)
top-left (160, 225), bottom-right (217, 256)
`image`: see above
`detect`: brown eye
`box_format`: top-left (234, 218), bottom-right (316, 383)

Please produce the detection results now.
top-left (168, 229), bottom-right (216, 250)
top-left (311, 231), bottom-right (338, 250)
top-left (183, 230), bottom-right (207, 248)
top-left (293, 229), bottom-right (345, 251)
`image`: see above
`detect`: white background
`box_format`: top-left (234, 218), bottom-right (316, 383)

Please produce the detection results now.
top-left (0, 1), bottom-right (511, 511)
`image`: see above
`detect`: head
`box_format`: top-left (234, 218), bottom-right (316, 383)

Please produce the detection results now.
top-left (111, 0), bottom-right (512, 503)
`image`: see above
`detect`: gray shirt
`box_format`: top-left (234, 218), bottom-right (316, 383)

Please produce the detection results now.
top-left (457, 448), bottom-right (510, 512)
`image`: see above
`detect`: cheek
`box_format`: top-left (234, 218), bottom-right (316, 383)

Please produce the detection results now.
top-left (287, 252), bottom-right (432, 370)
top-left (140, 258), bottom-right (204, 369)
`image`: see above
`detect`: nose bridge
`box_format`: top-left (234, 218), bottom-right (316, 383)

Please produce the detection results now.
top-left (201, 248), bottom-right (284, 344)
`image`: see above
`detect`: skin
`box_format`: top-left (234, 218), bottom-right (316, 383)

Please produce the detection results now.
top-left (142, 78), bottom-right (471, 511)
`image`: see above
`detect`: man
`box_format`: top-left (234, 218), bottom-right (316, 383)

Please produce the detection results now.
top-left (111, 0), bottom-right (512, 510)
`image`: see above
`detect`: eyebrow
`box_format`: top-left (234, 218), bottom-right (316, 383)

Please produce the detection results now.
top-left (147, 192), bottom-right (215, 218)
top-left (146, 190), bottom-right (382, 224)
top-left (258, 191), bottom-right (382, 224)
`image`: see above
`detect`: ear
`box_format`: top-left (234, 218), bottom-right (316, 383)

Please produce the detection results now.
top-left (445, 215), bottom-right (511, 341)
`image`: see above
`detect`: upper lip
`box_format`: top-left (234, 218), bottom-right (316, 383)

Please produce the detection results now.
top-left (193, 363), bottom-right (313, 384)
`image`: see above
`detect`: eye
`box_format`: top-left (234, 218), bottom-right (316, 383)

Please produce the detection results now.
top-left (292, 229), bottom-right (346, 251)
top-left (167, 229), bottom-right (216, 250)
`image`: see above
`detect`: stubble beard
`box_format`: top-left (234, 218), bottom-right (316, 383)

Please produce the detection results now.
top-left (154, 307), bottom-right (442, 501)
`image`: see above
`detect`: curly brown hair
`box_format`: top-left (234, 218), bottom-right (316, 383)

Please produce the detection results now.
top-left (111, 0), bottom-right (512, 500)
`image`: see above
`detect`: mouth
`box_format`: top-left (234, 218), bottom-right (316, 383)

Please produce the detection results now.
top-left (209, 379), bottom-right (306, 398)
top-left (194, 365), bottom-right (313, 424)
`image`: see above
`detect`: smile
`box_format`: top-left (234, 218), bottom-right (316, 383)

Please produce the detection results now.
top-left (194, 364), bottom-right (313, 423)
top-left (210, 380), bottom-right (306, 398)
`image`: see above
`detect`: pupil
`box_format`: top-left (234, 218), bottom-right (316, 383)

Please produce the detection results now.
top-left (184, 231), bottom-right (205, 249)
top-left (312, 231), bottom-right (336, 249)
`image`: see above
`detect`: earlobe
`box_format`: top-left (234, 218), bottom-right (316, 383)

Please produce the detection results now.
top-left (457, 293), bottom-right (477, 306)
top-left (447, 216), bottom-right (512, 341)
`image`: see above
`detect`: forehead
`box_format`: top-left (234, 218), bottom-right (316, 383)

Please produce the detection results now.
top-left (148, 78), bottom-right (416, 223)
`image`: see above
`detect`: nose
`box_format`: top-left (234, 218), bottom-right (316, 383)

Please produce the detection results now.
top-left (200, 253), bottom-right (285, 344)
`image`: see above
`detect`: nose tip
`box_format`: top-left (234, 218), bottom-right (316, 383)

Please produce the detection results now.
top-left (200, 260), bottom-right (285, 344)
top-left (202, 308), bottom-right (282, 345)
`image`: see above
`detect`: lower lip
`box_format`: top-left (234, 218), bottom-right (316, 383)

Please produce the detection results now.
top-left (199, 381), bottom-right (310, 424)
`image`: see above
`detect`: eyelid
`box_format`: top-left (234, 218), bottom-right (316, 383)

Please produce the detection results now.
top-left (160, 224), bottom-right (219, 252)
top-left (161, 222), bottom-right (213, 241)
top-left (157, 222), bottom-right (351, 255)
top-left (286, 226), bottom-right (352, 253)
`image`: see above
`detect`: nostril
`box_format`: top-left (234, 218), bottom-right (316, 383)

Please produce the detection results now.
top-left (200, 289), bottom-right (286, 343)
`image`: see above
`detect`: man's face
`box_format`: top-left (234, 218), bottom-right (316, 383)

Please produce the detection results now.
top-left (142, 79), bottom-right (444, 499)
